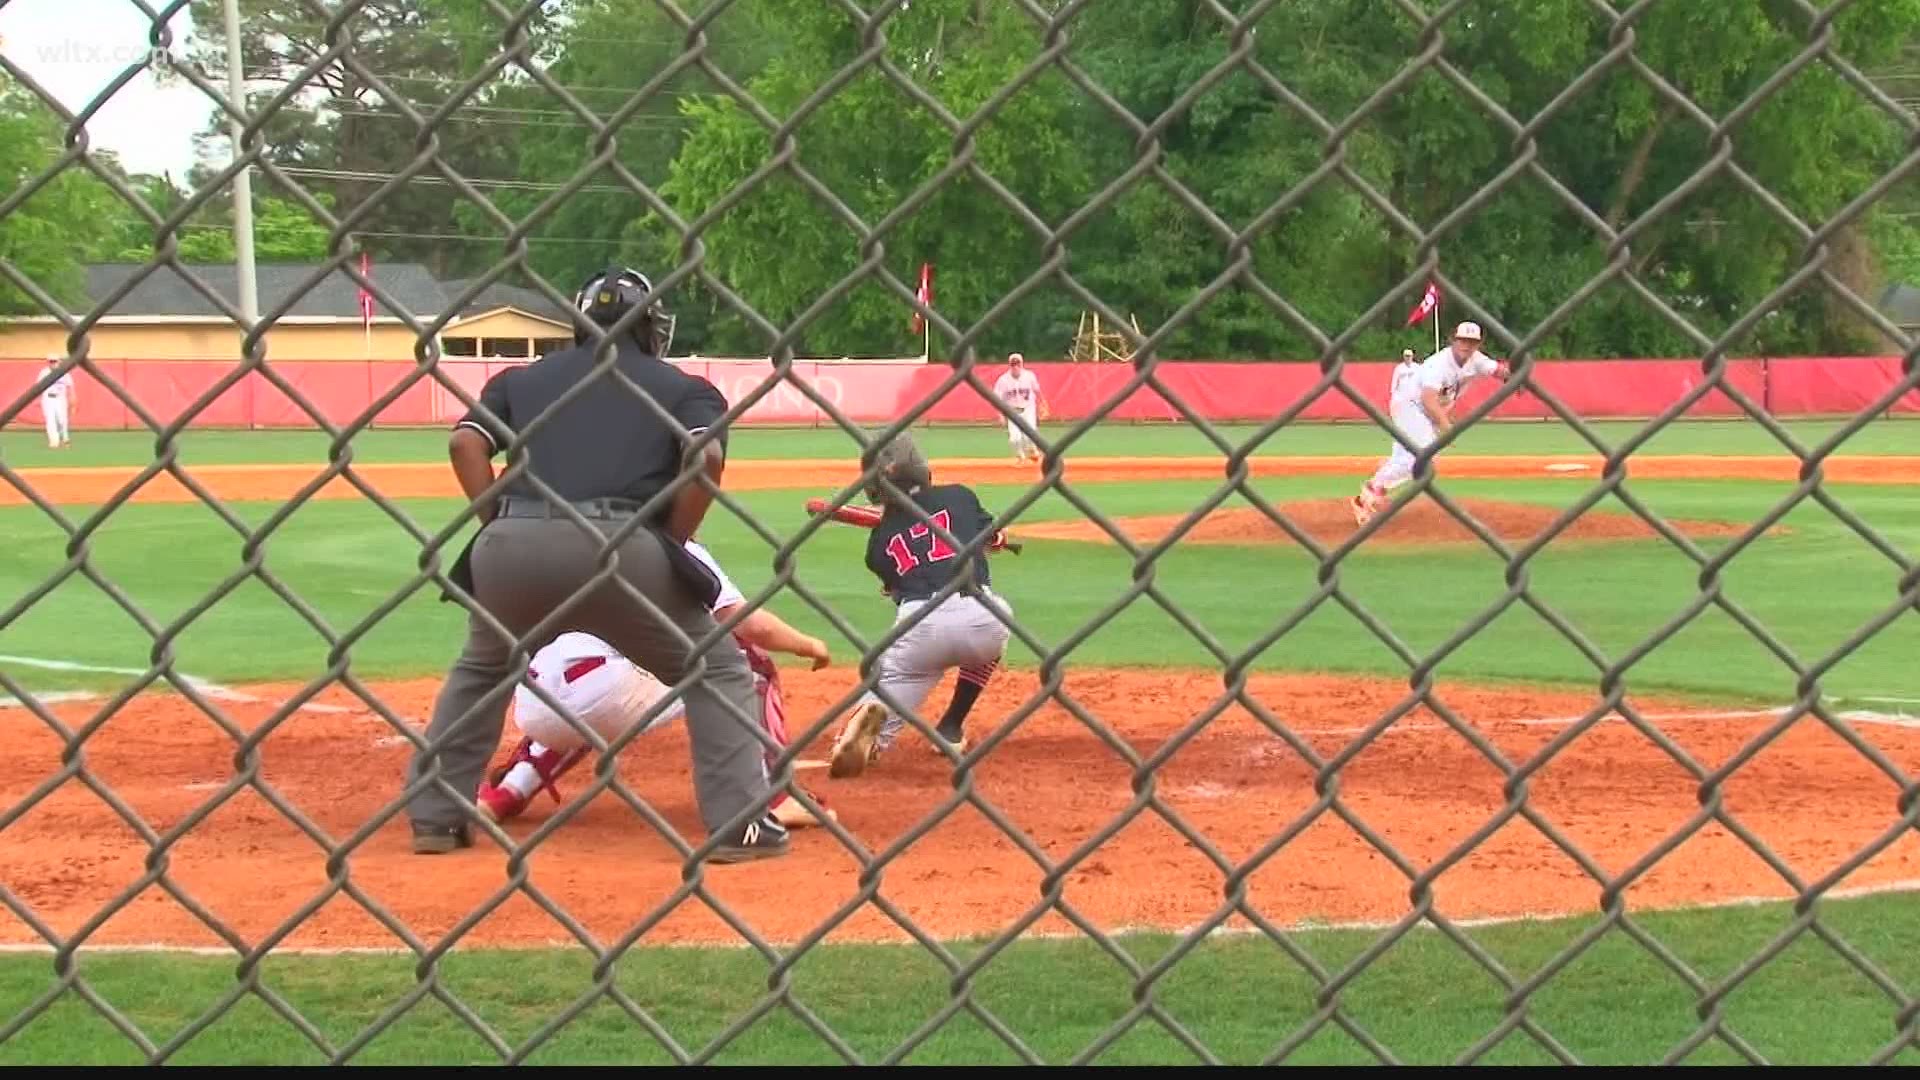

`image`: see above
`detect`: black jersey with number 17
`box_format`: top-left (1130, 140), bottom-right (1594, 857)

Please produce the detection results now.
top-left (864, 483), bottom-right (995, 602)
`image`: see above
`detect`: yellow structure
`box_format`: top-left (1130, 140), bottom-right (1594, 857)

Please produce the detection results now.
top-left (0, 263), bottom-right (575, 362)
top-left (1068, 310), bottom-right (1142, 362)
top-left (0, 318), bottom-right (427, 361)
top-left (440, 307), bottom-right (574, 359)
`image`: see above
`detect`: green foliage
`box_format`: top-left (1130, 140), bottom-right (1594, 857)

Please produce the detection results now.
top-left (0, 87), bottom-right (140, 314)
top-left (152, 192), bottom-right (337, 264)
top-left (649, 0), bottom-right (1920, 358)
top-left (149, 0), bottom-right (1920, 356)
top-left (1870, 210), bottom-right (1920, 291)
top-left (1, 1), bottom-right (441, 319)
top-left (430, 0), bottom-right (779, 340)
top-left (96, 173), bottom-right (336, 265)
top-left (654, 0), bottom-right (1099, 356)
top-left (185, 0), bottom-right (516, 277)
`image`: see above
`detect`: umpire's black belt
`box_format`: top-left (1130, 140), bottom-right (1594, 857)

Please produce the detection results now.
top-left (495, 495), bottom-right (720, 608)
top-left (495, 495), bottom-right (650, 521)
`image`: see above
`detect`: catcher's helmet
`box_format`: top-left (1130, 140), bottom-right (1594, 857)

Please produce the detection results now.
top-left (862, 431), bottom-right (933, 504)
top-left (573, 265), bottom-right (675, 355)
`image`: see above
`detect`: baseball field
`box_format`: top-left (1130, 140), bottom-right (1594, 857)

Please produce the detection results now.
top-left (3, 417), bottom-right (1919, 1064)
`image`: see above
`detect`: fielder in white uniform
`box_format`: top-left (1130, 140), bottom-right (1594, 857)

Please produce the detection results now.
top-left (476, 538), bottom-right (837, 829)
top-left (1352, 323), bottom-right (1510, 525)
top-left (992, 353), bottom-right (1045, 463)
top-left (40, 356), bottom-right (74, 449)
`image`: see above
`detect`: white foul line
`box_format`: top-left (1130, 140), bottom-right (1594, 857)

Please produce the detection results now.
top-left (0, 654), bottom-right (353, 715)
top-left (1302, 706), bottom-right (1920, 740)
top-left (0, 655), bottom-right (195, 677)
top-left (0, 691), bottom-right (102, 708)
top-left (1140, 875), bottom-right (1920, 939)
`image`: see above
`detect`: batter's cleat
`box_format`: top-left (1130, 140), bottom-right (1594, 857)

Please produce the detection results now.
top-left (708, 813), bottom-right (790, 864)
top-left (829, 703), bottom-right (887, 778)
top-left (931, 722), bottom-right (971, 756)
top-left (411, 821), bottom-right (472, 855)
top-left (770, 788), bottom-right (836, 829)
top-left (477, 738), bottom-right (590, 823)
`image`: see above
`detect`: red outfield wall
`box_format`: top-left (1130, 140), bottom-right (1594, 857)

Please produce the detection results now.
top-left (3, 357), bottom-right (1916, 431)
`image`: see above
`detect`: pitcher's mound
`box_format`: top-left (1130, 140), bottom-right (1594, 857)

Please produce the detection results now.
top-left (1018, 497), bottom-right (1756, 548)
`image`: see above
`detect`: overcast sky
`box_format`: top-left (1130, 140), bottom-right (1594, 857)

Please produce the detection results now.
top-left (1, 0), bottom-right (213, 179)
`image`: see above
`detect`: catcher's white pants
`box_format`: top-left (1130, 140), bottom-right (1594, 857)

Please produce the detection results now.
top-left (861, 591), bottom-right (1011, 749)
top-left (43, 400), bottom-right (68, 447)
top-left (510, 632), bottom-right (692, 751)
top-left (1369, 401), bottom-right (1437, 492)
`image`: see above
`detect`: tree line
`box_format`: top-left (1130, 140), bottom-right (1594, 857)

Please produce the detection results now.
top-left (4, 0), bottom-right (1918, 361)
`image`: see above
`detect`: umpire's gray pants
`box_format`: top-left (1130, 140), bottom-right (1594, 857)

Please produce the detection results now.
top-left (406, 513), bottom-right (771, 837)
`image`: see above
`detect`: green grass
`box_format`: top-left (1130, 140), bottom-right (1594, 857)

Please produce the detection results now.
top-left (4, 415), bottom-right (1918, 468)
top-left (3, 893), bottom-right (1918, 1064)
top-left (0, 474), bottom-right (1914, 703)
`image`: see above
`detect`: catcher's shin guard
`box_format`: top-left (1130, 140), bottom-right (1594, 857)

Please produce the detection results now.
top-left (477, 736), bottom-right (589, 823)
top-left (744, 638), bottom-right (835, 827)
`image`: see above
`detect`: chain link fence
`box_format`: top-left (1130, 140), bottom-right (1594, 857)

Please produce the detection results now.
top-left (2, 0), bottom-right (1919, 1064)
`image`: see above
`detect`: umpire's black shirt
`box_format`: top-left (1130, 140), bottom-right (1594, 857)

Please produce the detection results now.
top-left (455, 339), bottom-right (728, 514)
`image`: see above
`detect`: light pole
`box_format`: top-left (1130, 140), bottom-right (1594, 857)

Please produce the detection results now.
top-left (221, 0), bottom-right (258, 327)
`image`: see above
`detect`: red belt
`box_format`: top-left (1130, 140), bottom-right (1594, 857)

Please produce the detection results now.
top-left (562, 656), bottom-right (607, 683)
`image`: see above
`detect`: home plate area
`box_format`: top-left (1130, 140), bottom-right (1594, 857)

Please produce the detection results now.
top-left (1, 668), bottom-right (1915, 951)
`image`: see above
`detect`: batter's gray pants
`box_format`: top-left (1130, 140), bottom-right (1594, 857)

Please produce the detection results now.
top-left (861, 590), bottom-right (1012, 750)
top-left (406, 511), bottom-right (772, 837)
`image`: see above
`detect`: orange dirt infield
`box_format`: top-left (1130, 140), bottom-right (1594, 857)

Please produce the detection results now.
top-left (1017, 497), bottom-right (1757, 548)
top-left (6, 453), bottom-right (1919, 507)
top-left (5, 668), bottom-right (1917, 950)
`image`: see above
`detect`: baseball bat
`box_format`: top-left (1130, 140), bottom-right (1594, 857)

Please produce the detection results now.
top-left (805, 497), bottom-right (882, 528)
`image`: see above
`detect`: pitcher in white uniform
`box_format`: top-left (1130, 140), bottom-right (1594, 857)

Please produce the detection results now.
top-left (39, 356), bottom-right (74, 449)
top-left (992, 353), bottom-right (1046, 463)
top-left (1352, 323), bottom-right (1509, 526)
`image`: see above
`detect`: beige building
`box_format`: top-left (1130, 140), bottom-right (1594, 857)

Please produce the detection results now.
top-left (1, 263), bottom-right (575, 361)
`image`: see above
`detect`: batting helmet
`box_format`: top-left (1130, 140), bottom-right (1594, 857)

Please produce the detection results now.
top-left (573, 265), bottom-right (675, 355)
top-left (862, 431), bottom-right (933, 504)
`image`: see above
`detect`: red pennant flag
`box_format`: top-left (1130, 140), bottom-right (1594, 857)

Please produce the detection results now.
top-left (1404, 280), bottom-right (1439, 326)
top-left (910, 262), bottom-right (932, 334)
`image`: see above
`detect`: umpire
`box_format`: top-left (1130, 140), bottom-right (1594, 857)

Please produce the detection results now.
top-left (405, 264), bottom-right (789, 864)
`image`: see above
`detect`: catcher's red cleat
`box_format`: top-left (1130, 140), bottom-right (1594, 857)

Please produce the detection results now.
top-left (476, 736), bottom-right (588, 824)
top-left (476, 780), bottom-right (529, 824)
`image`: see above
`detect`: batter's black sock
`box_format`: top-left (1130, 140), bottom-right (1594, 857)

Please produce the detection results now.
top-left (939, 658), bottom-right (999, 739)
top-left (938, 680), bottom-right (986, 738)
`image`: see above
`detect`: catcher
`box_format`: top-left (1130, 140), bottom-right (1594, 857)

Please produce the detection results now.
top-left (476, 538), bottom-right (837, 830)
top-left (826, 432), bottom-right (1016, 778)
